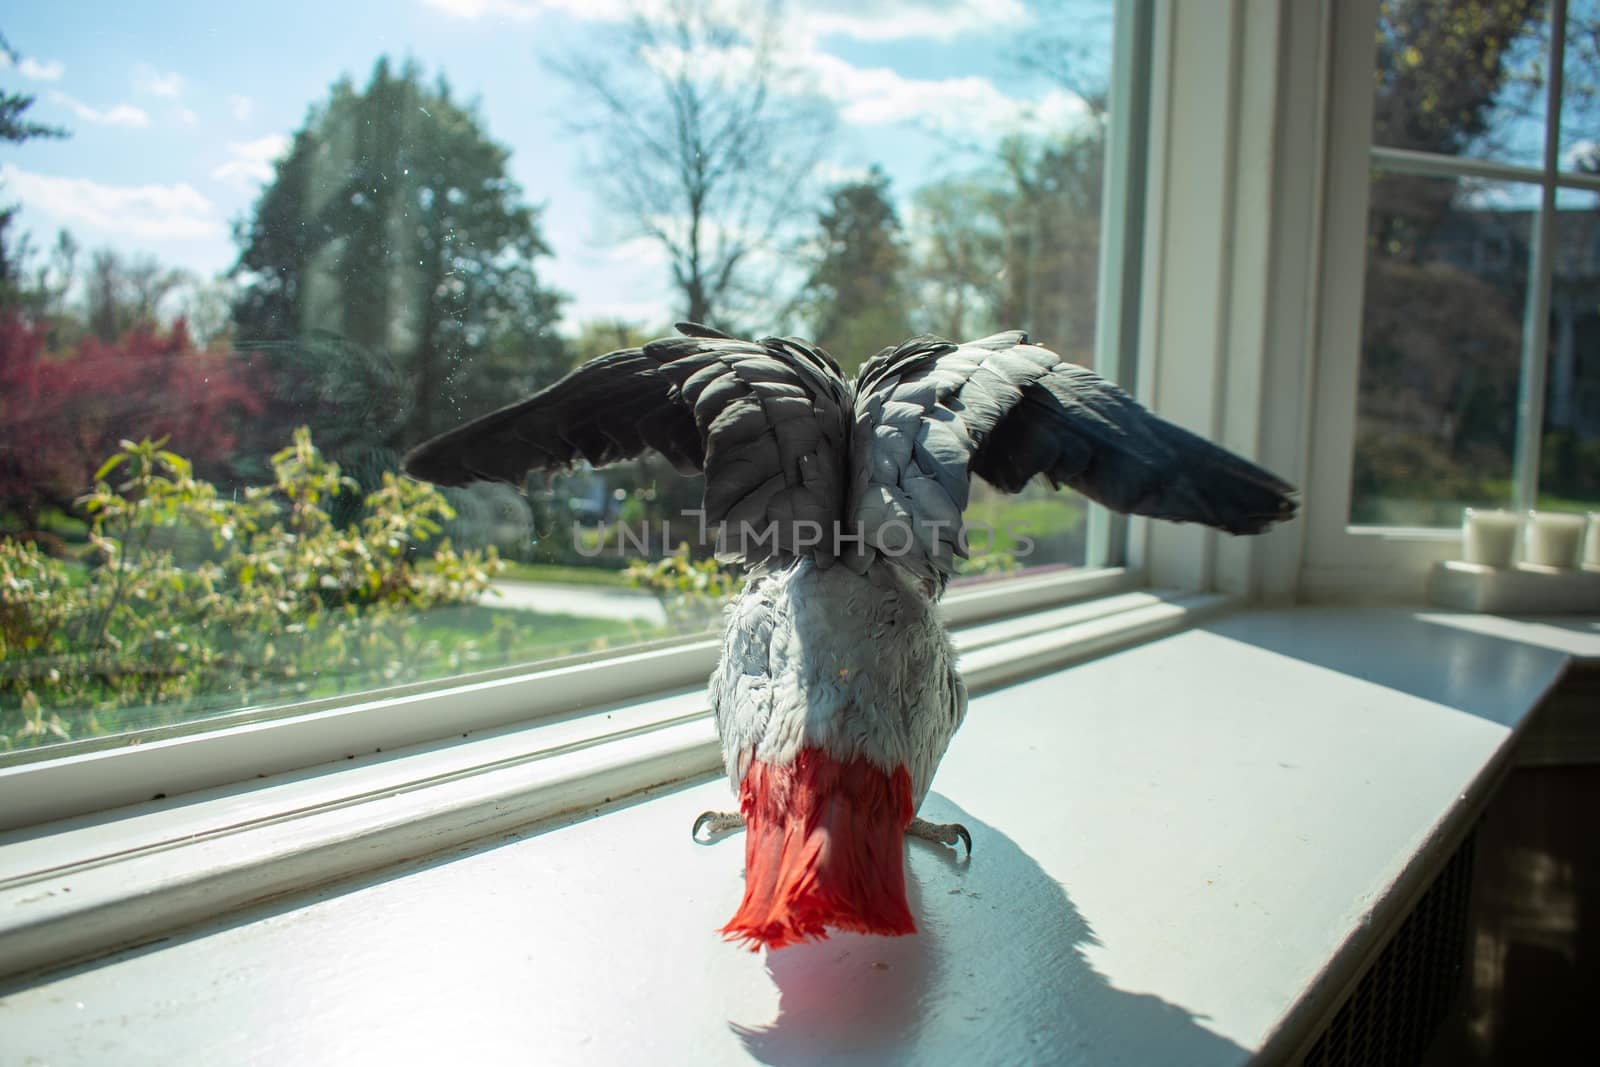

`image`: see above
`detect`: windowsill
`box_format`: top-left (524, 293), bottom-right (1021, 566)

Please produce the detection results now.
top-left (1, 604), bottom-right (1594, 1064)
top-left (0, 573), bottom-right (1205, 983)
top-left (1344, 523), bottom-right (1459, 541)
top-left (0, 566), bottom-right (1136, 831)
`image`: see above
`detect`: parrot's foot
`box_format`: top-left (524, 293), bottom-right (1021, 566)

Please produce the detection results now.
top-left (908, 817), bottom-right (972, 856)
top-left (692, 810), bottom-right (745, 842)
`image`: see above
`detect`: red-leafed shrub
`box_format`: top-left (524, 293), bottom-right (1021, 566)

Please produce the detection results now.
top-left (0, 314), bottom-right (260, 534)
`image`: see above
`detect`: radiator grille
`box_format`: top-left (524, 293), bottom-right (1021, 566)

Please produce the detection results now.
top-left (1302, 836), bottom-right (1475, 1067)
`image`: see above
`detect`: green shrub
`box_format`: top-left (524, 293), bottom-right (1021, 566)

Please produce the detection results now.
top-left (0, 429), bottom-right (505, 751)
top-left (624, 543), bottom-right (742, 629)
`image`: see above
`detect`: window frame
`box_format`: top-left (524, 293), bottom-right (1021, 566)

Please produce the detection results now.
top-left (1302, 0), bottom-right (1469, 600)
top-left (1303, 0), bottom-right (1599, 600)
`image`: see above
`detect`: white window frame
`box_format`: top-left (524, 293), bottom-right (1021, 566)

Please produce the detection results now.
top-left (1302, 0), bottom-right (1600, 601)
top-left (1122, 0), bottom-right (1325, 606)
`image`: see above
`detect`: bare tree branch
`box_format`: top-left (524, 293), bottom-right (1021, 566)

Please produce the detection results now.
top-left (548, 0), bottom-right (834, 328)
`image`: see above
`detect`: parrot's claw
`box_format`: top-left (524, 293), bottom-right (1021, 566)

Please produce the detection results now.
top-left (908, 817), bottom-right (972, 856)
top-left (692, 810), bottom-right (745, 842)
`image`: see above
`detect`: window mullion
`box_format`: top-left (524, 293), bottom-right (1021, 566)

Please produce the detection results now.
top-left (1087, 0), bottom-right (1154, 571)
top-left (1512, 0), bottom-right (1569, 511)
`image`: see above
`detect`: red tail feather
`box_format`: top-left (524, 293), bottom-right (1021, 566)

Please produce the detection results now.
top-left (722, 747), bottom-right (916, 951)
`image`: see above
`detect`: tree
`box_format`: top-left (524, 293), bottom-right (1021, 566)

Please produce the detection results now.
top-left (0, 315), bottom-right (260, 537)
top-left (1, 228), bottom-right (77, 345)
top-left (231, 58), bottom-right (567, 456)
top-left (1372, 0), bottom-right (1545, 161)
top-left (0, 31), bottom-right (68, 304)
top-left (795, 166), bottom-right (913, 374)
top-left (1354, 0), bottom-right (1549, 515)
top-left (904, 128), bottom-right (1103, 360)
top-left (569, 317), bottom-right (660, 361)
top-left (1367, 0), bottom-right (1545, 259)
top-left (551, 0), bottom-right (833, 329)
top-left (84, 249), bottom-right (185, 343)
top-left (992, 131), bottom-right (1104, 361)
top-left (907, 177), bottom-right (1006, 340)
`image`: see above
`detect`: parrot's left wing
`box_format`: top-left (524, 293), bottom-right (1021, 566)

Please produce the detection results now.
top-left (402, 323), bottom-right (854, 567)
top-left (848, 331), bottom-right (1298, 579)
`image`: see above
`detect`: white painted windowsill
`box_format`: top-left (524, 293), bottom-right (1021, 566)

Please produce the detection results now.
top-left (0, 572), bottom-right (1196, 981)
top-left (1, 604), bottom-right (1595, 1066)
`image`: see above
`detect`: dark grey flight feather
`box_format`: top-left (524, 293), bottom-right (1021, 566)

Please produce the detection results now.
top-left (404, 324), bottom-right (1297, 576)
top-left (402, 323), bottom-right (853, 566)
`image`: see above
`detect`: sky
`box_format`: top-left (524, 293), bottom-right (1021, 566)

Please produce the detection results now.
top-left (1, 0), bottom-right (1111, 331)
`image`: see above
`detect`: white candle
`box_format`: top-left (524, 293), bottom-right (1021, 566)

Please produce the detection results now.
top-left (1461, 508), bottom-right (1520, 567)
top-left (1524, 511), bottom-right (1585, 569)
top-left (1584, 512), bottom-right (1600, 570)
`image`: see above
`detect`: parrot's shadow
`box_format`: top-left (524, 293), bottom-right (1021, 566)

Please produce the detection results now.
top-left (730, 798), bottom-right (1249, 1066)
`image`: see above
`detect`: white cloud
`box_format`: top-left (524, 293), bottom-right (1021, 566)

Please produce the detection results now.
top-left (47, 90), bottom-right (151, 128)
top-left (1564, 139), bottom-right (1600, 173)
top-left (421, 0), bottom-right (1027, 40)
top-left (134, 65), bottom-right (185, 99)
top-left (0, 52), bottom-right (65, 80)
top-left (601, 234), bottom-right (670, 267)
top-left (420, 0), bottom-right (622, 19)
top-left (797, 0), bottom-right (1030, 42)
top-left (639, 41), bottom-right (1090, 135)
top-left (228, 94), bottom-right (253, 122)
top-left (800, 51), bottom-right (1091, 133)
top-left (816, 162), bottom-right (878, 187)
top-left (567, 297), bottom-right (674, 328)
top-left (803, 51), bottom-right (1003, 125)
top-left (0, 163), bottom-right (222, 241)
top-left (19, 56), bottom-right (66, 81)
top-left (211, 134), bottom-right (291, 191)
top-left (630, 12), bottom-right (1088, 135)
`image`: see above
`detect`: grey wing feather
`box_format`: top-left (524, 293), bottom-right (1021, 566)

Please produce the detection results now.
top-left (849, 331), bottom-right (1298, 580)
top-left (403, 324), bottom-right (854, 567)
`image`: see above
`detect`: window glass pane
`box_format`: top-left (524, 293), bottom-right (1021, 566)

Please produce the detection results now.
top-left (1373, 0), bottom-right (1550, 169)
top-left (1352, 173), bottom-right (1531, 525)
top-left (1560, 0), bottom-right (1600, 171)
top-left (0, 1), bottom-right (1118, 754)
top-left (1540, 187), bottom-right (1600, 510)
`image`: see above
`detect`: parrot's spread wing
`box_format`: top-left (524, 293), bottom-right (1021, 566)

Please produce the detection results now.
top-left (403, 323), bottom-right (853, 566)
top-left (849, 331), bottom-right (1298, 578)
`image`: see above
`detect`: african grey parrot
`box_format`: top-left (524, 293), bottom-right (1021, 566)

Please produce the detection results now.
top-left (403, 322), bottom-right (1297, 950)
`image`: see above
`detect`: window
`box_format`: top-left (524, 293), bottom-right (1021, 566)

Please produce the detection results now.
top-left (1355, 0), bottom-right (1600, 526)
top-left (0, 1), bottom-right (1135, 761)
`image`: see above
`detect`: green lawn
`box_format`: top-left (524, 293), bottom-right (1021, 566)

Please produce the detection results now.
top-left (413, 602), bottom-right (662, 658)
top-left (2, 603), bottom-right (662, 751)
top-left (491, 560), bottom-right (633, 586)
top-left (1355, 488), bottom-right (1600, 527)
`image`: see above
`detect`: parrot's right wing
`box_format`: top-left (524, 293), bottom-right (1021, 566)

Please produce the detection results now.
top-left (848, 331), bottom-right (1298, 579)
top-left (404, 323), bottom-right (853, 566)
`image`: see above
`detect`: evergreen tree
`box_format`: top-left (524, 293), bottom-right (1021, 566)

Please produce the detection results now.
top-left (231, 58), bottom-right (567, 461)
top-left (798, 166), bottom-right (913, 374)
top-left (0, 31), bottom-right (68, 304)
